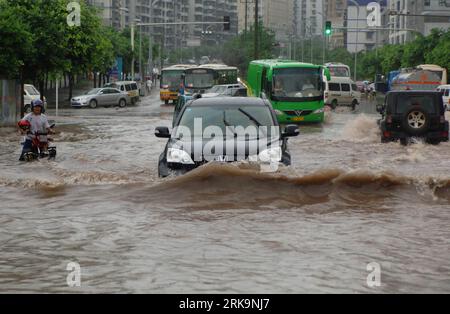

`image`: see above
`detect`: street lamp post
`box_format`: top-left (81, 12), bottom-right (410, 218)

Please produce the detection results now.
top-left (349, 0), bottom-right (360, 82)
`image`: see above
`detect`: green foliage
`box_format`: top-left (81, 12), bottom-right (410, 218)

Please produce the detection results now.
top-left (0, 0), bottom-right (160, 82)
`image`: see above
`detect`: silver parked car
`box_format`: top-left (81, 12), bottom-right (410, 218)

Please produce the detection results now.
top-left (71, 88), bottom-right (130, 108)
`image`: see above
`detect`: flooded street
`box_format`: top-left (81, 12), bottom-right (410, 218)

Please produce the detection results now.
top-left (1, 93), bottom-right (450, 293)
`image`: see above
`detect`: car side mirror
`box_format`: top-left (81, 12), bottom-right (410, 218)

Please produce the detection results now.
top-left (282, 125), bottom-right (300, 138)
top-left (155, 126), bottom-right (171, 138)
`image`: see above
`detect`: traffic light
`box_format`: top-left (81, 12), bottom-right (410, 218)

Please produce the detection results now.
top-left (325, 21), bottom-right (332, 36)
top-left (224, 16), bottom-right (230, 31)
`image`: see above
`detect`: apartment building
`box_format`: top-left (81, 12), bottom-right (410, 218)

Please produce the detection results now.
top-left (237, 0), bottom-right (294, 42)
top-left (346, 0), bottom-right (388, 53)
top-left (324, 0), bottom-right (347, 47)
top-left (388, 0), bottom-right (450, 44)
top-left (296, 0), bottom-right (326, 38)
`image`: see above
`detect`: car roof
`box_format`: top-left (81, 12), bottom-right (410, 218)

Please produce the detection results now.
top-left (188, 97), bottom-right (269, 108)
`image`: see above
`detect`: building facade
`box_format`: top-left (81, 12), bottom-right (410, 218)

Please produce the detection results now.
top-left (346, 0), bottom-right (388, 53)
top-left (88, 0), bottom-right (238, 49)
top-left (237, 0), bottom-right (294, 42)
top-left (388, 0), bottom-right (450, 45)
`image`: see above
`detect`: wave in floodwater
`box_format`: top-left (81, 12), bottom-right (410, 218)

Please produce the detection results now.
top-left (128, 163), bottom-right (450, 210)
top-left (341, 114), bottom-right (380, 143)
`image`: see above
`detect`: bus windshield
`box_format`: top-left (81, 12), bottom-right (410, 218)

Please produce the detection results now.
top-left (161, 71), bottom-right (184, 89)
top-left (272, 68), bottom-right (323, 101)
top-left (185, 71), bottom-right (215, 89)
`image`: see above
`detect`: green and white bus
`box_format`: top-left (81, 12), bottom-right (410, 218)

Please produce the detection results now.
top-left (247, 60), bottom-right (330, 123)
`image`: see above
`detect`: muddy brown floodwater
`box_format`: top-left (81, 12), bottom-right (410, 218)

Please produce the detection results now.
top-left (1, 94), bottom-right (449, 293)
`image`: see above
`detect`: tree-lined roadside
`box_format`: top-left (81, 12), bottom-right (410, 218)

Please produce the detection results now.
top-left (0, 0), bottom-right (158, 102)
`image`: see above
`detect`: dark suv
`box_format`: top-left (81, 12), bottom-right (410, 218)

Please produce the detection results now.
top-left (377, 91), bottom-right (449, 145)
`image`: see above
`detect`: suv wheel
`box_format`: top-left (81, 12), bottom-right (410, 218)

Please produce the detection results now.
top-left (403, 108), bottom-right (429, 135)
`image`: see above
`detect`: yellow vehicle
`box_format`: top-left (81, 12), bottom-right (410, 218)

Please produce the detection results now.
top-left (160, 65), bottom-right (194, 105)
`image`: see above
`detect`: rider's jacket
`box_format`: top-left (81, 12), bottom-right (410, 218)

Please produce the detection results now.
top-left (21, 113), bottom-right (50, 141)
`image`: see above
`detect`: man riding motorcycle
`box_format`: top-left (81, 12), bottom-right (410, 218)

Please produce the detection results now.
top-left (18, 99), bottom-right (54, 161)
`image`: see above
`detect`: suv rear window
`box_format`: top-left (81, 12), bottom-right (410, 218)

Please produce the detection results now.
top-left (125, 84), bottom-right (132, 91)
top-left (131, 83), bottom-right (138, 90)
top-left (396, 95), bottom-right (438, 114)
top-left (329, 83), bottom-right (340, 91)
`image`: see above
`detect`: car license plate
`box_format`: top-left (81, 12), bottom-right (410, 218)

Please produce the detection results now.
top-left (214, 156), bottom-right (229, 162)
top-left (292, 117), bottom-right (305, 122)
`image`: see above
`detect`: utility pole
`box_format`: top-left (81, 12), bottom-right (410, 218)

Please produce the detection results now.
top-left (245, 0), bottom-right (248, 34)
top-left (131, 23), bottom-right (135, 80)
top-left (254, 0), bottom-right (259, 60)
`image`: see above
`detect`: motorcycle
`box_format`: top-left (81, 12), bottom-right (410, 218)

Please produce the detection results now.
top-left (20, 124), bottom-right (57, 162)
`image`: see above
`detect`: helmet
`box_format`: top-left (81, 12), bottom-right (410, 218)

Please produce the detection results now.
top-left (31, 99), bottom-right (45, 113)
top-left (31, 99), bottom-right (44, 109)
top-left (18, 120), bottom-right (31, 130)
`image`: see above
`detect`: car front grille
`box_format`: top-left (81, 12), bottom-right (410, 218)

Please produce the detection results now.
top-left (284, 110), bottom-right (313, 117)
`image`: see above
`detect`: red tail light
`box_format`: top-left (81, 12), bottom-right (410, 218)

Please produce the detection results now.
top-left (386, 115), bottom-right (393, 124)
top-left (441, 131), bottom-right (449, 138)
top-left (325, 92), bottom-right (329, 98)
top-left (383, 131), bottom-right (391, 138)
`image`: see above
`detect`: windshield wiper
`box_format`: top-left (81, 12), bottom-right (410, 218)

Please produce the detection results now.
top-left (238, 108), bottom-right (262, 127)
top-left (238, 108), bottom-right (268, 137)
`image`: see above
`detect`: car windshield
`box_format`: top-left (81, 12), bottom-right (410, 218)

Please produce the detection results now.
top-left (25, 85), bottom-right (39, 95)
top-left (175, 105), bottom-right (277, 140)
top-left (272, 67), bottom-right (323, 101)
top-left (396, 95), bottom-right (438, 114)
top-left (86, 88), bottom-right (102, 95)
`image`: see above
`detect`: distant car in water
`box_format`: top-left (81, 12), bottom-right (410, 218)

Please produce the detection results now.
top-left (155, 97), bottom-right (300, 177)
top-left (104, 81), bottom-right (140, 105)
top-left (203, 84), bottom-right (248, 98)
top-left (377, 90), bottom-right (449, 145)
top-left (71, 88), bottom-right (130, 108)
top-left (437, 85), bottom-right (450, 111)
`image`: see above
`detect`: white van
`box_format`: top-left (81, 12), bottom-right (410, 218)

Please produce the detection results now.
top-left (104, 81), bottom-right (140, 104)
top-left (324, 77), bottom-right (361, 110)
top-left (437, 85), bottom-right (450, 111)
top-left (24, 84), bottom-right (47, 113)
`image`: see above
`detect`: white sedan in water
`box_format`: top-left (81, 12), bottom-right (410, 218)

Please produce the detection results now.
top-left (71, 87), bottom-right (130, 109)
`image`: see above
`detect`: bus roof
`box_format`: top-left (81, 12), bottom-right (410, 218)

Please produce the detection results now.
top-left (198, 64), bottom-right (238, 70)
top-left (250, 59), bottom-right (320, 68)
top-left (162, 64), bottom-right (196, 71)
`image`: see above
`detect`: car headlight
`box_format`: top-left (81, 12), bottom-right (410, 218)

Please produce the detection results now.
top-left (256, 147), bottom-right (282, 163)
top-left (167, 148), bottom-right (194, 165)
top-left (313, 108), bottom-right (325, 114)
